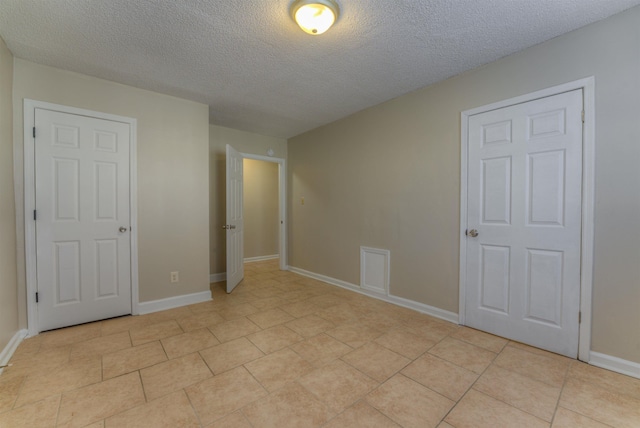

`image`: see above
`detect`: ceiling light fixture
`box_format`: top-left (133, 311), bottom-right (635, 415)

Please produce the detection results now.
top-left (290, 0), bottom-right (340, 35)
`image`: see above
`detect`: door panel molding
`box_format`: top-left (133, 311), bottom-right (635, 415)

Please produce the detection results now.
top-left (24, 99), bottom-right (138, 335)
top-left (459, 77), bottom-right (595, 361)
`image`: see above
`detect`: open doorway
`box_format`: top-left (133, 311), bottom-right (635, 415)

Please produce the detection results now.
top-left (243, 158), bottom-right (279, 263)
top-left (210, 146), bottom-right (287, 288)
top-left (241, 153), bottom-right (287, 272)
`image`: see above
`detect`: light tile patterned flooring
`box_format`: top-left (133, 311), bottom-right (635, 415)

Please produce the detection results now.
top-left (1, 259), bottom-right (639, 427)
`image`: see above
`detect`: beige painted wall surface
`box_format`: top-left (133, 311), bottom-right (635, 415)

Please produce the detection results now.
top-left (12, 60), bottom-right (210, 326)
top-left (289, 7), bottom-right (640, 363)
top-left (209, 125), bottom-right (286, 275)
top-left (0, 38), bottom-right (18, 350)
top-left (244, 159), bottom-right (279, 259)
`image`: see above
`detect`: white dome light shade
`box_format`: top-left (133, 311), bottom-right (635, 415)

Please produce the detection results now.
top-left (291, 0), bottom-right (340, 35)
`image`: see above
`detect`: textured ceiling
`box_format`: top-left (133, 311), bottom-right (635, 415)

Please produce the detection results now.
top-left (1, 1), bottom-right (639, 138)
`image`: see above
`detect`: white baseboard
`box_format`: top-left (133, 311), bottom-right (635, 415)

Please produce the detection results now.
top-left (590, 351), bottom-right (640, 379)
top-left (289, 266), bottom-right (357, 290)
top-left (209, 256), bottom-right (280, 283)
top-left (0, 329), bottom-right (28, 375)
top-left (244, 254), bottom-right (279, 263)
top-left (384, 293), bottom-right (460, 324)
top-left (137, 291), bottom-right (212, 315)
top-left (288, 266), bottom-right (459, 324)
top-left (209, 273), bottom-right (226, 283)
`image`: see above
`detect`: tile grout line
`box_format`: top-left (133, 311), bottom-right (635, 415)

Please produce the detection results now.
top-left (552, 361), bottom-right (620, 428)
top-left (53, 394), bottom-right (62, 427)
top-left (136, 369), bottom-right (150, 405)
top-left (448, 343), bottom-right (567, 425)
top-left (436, 334), bottom-right (505, 426)
top-left (183, 385), bottom-right (205, 428)
top-left (9, 370), bottom-right (28, 413)
top-left (548, 356), bottom-right (575, 426)
top-left (215, 364), bottom-right (268, 426)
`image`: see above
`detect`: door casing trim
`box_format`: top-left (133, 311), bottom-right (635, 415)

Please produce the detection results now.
top-left (241, 152), bottom-right (288, 271)
top-left (23, 99), bottom-right (139, 336)
top-left (458, 77), bottom-right (595, 361)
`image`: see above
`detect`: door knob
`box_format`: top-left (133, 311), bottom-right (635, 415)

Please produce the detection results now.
top-left (119, 227), bottom-right (128, 233)
top-left (467, 229), bottom-right (479, 237)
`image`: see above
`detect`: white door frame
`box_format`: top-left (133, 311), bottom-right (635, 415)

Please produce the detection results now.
top-left (241, 153), bottom-right (288, 271)
top-left (459, 77), bottom-right (595, 361)
top-left (23, 99), bottom-right (139, 336)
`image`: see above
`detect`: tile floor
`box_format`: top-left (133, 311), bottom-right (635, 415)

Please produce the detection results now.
top-left (1, 259), bottom-right (639, 427)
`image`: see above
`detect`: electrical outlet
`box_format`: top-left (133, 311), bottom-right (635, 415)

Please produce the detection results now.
top-left (170, 271), bottom-right (179, 283)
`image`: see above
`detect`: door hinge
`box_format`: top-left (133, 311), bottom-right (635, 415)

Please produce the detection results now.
top-left (33, 127), bottom-right (36, 138)
top-left (33, 210), bottom-right (37, 220)
top-left (465, 229), bottom-right (468, 236)
top-left (35, 292), bottom-right (39, 303)
top-left (579, 311), bottom-right (582, 323)
top-left (581, 110), bottom-right (585, 123)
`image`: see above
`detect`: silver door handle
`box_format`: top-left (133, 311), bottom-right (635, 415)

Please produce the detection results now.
top-left (229, 225), bottom-right (236, 230)
top-left (119, 227), bottom-right (128, 233)
top-left (467, 229), bottom-right (479, 237)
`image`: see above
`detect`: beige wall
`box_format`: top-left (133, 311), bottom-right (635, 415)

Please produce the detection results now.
top-left (0, 38), bottom-right (18, 350)
top-left (243, 159), bottom-right (279, 259)
top-left (209, 125), bottom-right (286, 275)
top-left (289, 7), bottom-right (640, 363)
top-left (12, 60), bottom-right (210, 326)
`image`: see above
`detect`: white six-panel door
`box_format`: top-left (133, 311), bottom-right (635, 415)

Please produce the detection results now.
top-left (35, 108), bottom-right (132, 331)
top-left (465, 90), bottom-right (583, 357)
top-left (225, 144), bottom-right (244, 293)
